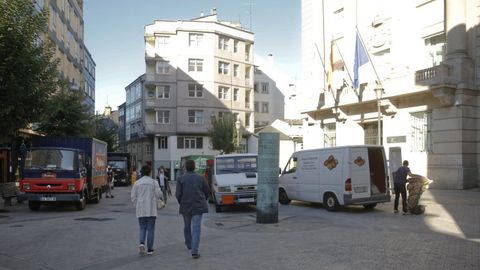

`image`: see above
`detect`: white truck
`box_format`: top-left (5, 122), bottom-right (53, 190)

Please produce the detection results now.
top-left (279, 145), bottom-right (391, 211)
top-left (209, 153), bottom-right (258, 213)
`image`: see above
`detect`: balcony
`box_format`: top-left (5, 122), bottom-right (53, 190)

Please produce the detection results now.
top-left (415, 64), bottom-right (451, 86)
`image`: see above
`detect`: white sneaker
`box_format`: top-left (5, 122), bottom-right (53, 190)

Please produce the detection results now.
top-left (139, 244), bottom-right (145, 254)
top-left (147, 250), bottom-right (154, 255)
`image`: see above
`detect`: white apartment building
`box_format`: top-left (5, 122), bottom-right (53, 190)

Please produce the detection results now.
top-left (300, 0), bottom-right (479, 189)
top-left (125, 10), bottom-right (254, 178)
top-left (253, 54), bottom-right (293, 131)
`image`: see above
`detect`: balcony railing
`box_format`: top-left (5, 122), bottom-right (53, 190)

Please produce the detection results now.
top-left (415, 64), bottom-right (451, 86)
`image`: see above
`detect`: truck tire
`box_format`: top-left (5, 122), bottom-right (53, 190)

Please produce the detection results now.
top-left (279, 189), bottom-right (291, 205)
top-left (28, 201), bottom-right (41, 211)
top-left (76, 193), bottom-right (86, 211)
top-left (363, 203), bottom-right (377, 210)
top-left (323, 193), bottom-right (340, 212)
top-left (91, 188), bottom-right (100, 204)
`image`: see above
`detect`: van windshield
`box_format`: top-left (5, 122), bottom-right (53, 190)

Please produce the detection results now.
top-left (108, 161), bottom-right (127, 169)
top-left (24, 149), bottom-right (78, 171)
top-left (215, 156), bottom-right (257, 175)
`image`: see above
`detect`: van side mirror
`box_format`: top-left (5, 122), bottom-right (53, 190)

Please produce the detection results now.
top-left (81, 168), bottom-right (87, 177)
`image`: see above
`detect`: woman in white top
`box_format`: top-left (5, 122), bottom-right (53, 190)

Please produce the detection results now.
top-left (131, 165), bottom-right (162, 255)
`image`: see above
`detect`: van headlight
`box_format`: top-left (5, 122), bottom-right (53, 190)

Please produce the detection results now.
top-left (23, 183), bottom-right (31, 190)
top-left (67, 183), bottom-right (76, 191)
top-left (217, 186), bottom-right (231, 192)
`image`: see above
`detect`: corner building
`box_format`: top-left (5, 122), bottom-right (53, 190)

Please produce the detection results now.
top-left (125, 10), bottom-right (254, 178)
top-left (300, 0), bottom-right (479, 189)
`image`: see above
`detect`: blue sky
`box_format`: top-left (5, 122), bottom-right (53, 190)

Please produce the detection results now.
top-left (83, 0), bottom-right (301, 112)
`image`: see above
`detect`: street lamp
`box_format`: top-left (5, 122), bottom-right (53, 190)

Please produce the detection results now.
top-left (235, 119), bottom-right (241, 152)
top-left (374, 85), bottom-right (384, 145)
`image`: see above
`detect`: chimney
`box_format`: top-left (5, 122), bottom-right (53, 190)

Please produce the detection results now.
top-left (211, 8), bottom-right (217, 15)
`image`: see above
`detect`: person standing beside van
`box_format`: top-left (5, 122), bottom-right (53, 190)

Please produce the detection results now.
top-left (394, 160), bottom-right (414, 214)
top-left (131, 165), bottom-right (162, 255)
top-left (175, 159), bottom-right (210, 259)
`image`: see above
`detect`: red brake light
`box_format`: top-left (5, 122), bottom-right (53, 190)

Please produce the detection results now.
top-left (345, 178), bottom-right (352, 191)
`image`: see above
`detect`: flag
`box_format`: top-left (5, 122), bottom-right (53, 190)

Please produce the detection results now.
top-left (353, 31), bottom-right (369, 89)
top-left (327, 41), bottom-right (334, 91)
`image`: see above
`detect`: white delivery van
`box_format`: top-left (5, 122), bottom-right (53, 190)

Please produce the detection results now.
top-left (279, 145), bottom-right (390, 211)
top-left (210, 153), bottom-right (258, 212)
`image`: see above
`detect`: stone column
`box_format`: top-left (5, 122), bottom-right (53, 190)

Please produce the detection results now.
top-left (256, 133), bottom-right (279, 224)
top-left (445, 0), bottom-right (467, 56)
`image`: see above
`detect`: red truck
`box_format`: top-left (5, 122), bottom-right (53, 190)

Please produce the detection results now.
top-left (20, 137), bottom-right (108, 211)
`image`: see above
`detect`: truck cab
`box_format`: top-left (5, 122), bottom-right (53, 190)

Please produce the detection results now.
top-left (210, 153), bottom-right (258, 212)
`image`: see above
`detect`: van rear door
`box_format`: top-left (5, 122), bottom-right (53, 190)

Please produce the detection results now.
top-left (349, 147), bottom-right (371, 199)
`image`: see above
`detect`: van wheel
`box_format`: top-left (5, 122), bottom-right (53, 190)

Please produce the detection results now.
top-left (279, 189), bottom-right (291, 205)
top-left (363, 203), bottom-right (377, 210)
top-left (323, 193), bottom-right (340, 212)
top-left (28, 201), bottom-right (41, 211)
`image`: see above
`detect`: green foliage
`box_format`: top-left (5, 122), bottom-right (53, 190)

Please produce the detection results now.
top-left (0, 0), bottom-right (60, 140)
top-left (208, 115), bottom-right (238, 154)
top-left (94, 116), bottom-right (118, 152)
top-left (35, 84), bottom-right (95, 137)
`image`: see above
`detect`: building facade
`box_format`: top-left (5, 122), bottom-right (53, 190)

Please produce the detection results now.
top-left (125, 10), bottom-right (255, 178)
top-left (253, 54), bottom-right (294, 131)
top-left (117, 102), bottom-right (126, 152)
top-left (35, 0), bottom-right (94, 113)
top-left (300, 0), bottom-right (479, 189)
top-left (83, 47), bottom-right (95, 115)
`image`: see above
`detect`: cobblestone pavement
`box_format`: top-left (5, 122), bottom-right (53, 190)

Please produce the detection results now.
top-left (0, 186), bottom-right (479, 270)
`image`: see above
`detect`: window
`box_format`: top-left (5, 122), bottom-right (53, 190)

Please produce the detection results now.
top-left (188, 58), bottom-right (203, 72)
top-left (188, 110), bottom-right (204, 124)
top-left (245, 44), bottom-right (251, 61)
top-left (218, 36), bottom-right (229, 50)
top-left (218, 86), bottom-right (229, 100)
top-left (410, 111), bottom-right (431, 152)
top-left (189, 33), bottom-right (203, 46)
top-left (234, 64), bottom-right (239, 77)
top-left (156, 36), bottom-right (169, 48)
top-left (218, 61), bottom-right (229, 75)
top-left (158, 136), bottom-right (168, 149)
top-left (156, 111), bottom-right (170, 124)
top-left (147, 89), bottom-right (155, 98)
top-left (261, 83), bottom-right (269, 94)
top-left (188, 84), bottom-right (203, 98)
top-left (233, 88), bottom-right (239, 101)
top-left (177, 137), bottom-right (203, 149)
top-left (283, 156), bottom-right (297, 174)
top-left (218, 111), bottom-right (231, 120)
top-left (156, 61), bottom-right (170, 74)
top-left (254, 82), bottom-right (259, 93)
top-left (145, 144), bottom-right (153, 155)
top-left (156, 85), bottom-right (170, 99)
top-left (363, 122), bottom-right (379, 145)
top-left (50, 6), bottom-right (56, 31)
top-left (261, 102), bottom-right (269, 113)
top-left (234, 40), bottom-right (239, 53)
top-left (245, 113), bottom-right (251, 127)
top-left (254, 102), bottom-right (259, 112)
top-left (58, 19), bottom-right (64, 41)
top-left (323, 123), bottom-right (336, 147)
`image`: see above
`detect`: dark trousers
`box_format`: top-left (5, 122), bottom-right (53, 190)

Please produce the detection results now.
top-left (394, 183), bottom-right (407, 212)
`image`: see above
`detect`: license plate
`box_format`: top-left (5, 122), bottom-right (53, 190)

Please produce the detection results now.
top-left (41, 197), bottom-right (56, 201)
top-left (238, 197), bottom-right (254, 203)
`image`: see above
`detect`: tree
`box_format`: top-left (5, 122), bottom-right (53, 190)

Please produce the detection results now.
top-left (208, 115), bottom-right (238, 154)
top-left (0, 0), bottom-right (60, 141)
top-left (94, 116), bottom-right (118, 152)
top-left (35, 85), bottom-right (95, 137)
